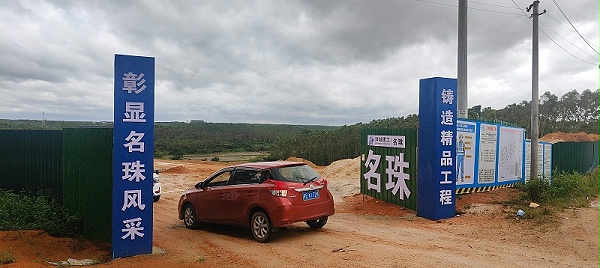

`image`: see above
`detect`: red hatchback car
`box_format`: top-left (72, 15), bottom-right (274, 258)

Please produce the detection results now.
top-left (178, 161), bottom-right (335, 242)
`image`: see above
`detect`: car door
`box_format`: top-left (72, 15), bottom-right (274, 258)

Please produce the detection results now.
top-left (223, 168), bottom-right (262, 225)
top-left (191, 168), bottom-right (233, 223)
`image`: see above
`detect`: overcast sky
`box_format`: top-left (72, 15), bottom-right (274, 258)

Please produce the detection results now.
top-left (1, 0), bottom-right (598, 125)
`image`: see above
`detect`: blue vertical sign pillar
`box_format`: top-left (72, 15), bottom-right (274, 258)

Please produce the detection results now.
top-left (417, 77), bottom-right (456, 220)
top-left (113, 54), bottom-right (155, 258)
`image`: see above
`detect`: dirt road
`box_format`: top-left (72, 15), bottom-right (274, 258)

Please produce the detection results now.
top-left (3, 158), bottom-right (598, 267)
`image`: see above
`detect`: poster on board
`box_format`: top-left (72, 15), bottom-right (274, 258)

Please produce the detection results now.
top-left (498, 126), bottom-right (524, 182)
top-left (456, 121), bottom-right (476, 185)
top-left (478, 123), bottom-right (497, 184)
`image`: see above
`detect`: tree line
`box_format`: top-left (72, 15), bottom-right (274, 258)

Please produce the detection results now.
top-left (1, 89), bottom-right (596, 165)
top-left (468, 89), bottom-right (598, 136)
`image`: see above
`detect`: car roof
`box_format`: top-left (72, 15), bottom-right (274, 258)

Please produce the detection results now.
top-left (229, 161), bottom-right (308, 169)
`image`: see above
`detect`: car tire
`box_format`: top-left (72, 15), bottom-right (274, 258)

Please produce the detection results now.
top-left (153, 196), bottom-right (160, 202)
top-left (183, 204), bottom-right (201, 229)
top-left (306, 216), bottom-right (328, 229)
top-left (251, 211), bottom-right (272, 243)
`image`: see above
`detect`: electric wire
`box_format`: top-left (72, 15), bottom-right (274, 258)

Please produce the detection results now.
top-left (551, 0), bottom-right (599, 55)
top-left (509, 0), bottom-right (598, 66)
top-left (415, 0), bottom-right (599, 66)
top-left (415, 0), bottom-right (522, 15)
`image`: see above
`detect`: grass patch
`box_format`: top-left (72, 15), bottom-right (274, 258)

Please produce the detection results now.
top-left (506, 169), bottom-right (599, 224)
top-left (0, 189), bottom-right (82, 237)
top-left (0, 251), bottom-right (16, 264)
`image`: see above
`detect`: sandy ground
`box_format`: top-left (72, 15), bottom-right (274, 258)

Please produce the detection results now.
top-left (2, 157), bottom-right (598, 267)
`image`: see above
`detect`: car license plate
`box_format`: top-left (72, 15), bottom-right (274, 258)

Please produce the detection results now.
top-left (302, 190), bottom-right (319, 201)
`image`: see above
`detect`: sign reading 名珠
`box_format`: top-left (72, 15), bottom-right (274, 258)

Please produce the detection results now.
top-left (417, 77), bottom-right (457, 221)
top-left (361, 129), bottom-right (418, 210)
top-left (112, 54), bottom-right (155, 258)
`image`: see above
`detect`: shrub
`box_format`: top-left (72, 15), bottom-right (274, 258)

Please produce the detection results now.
top-left (522, 178), bottom-right (551, 202)
top-left (0, 189), bottom-right (82, 237)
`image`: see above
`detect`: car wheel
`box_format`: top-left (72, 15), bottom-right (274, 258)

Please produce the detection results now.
top-left (183, 204), bottom-right (200, 229)
top-left (306, 216), bottom-right (328, 229)
top-left (153, 196), bottom-right (160, 202)
top-left (251, 211), bottom-right (272, 242)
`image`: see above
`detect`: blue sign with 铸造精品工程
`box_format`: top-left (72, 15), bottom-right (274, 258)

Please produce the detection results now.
top-left (112, 54), bottom-right (155, 258)
top-left (417, 77), bottom-right (457, 221)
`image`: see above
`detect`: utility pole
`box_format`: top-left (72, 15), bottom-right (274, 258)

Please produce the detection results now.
top-left (527, 1), bottom-right (546, 181)
top-left (457, 0), bottom-right (468, 119)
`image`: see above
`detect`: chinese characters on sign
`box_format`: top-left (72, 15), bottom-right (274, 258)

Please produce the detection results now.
top-left (367, 135), bottom-right (406, 148)
top-left (363, 147), bottom-right (411, 200)
top-left (438, 88), bottom-right (455, 206)
top-left (113, 55), bottom-right (154, 258)
top-left (417, 77), bottom-right (457, 221)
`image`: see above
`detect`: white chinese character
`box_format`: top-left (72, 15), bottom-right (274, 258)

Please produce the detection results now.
top-left (122, 161), bottom-right (146, 182)
top-left (123, 102), bottom-right (146, 123)
top-left (124, 131), bottom-right (145, 153)
top-left (122, 72), bottom-right (147, 94)
top-left (440, 130), bottom-right (453, 146)
top-left (121, 190), bottom-right (146, 211)
top-left (440, 110), bottom-right (454, 125)
top-left (440, 150), bottom-right (452, 166)
top-left (121, 217), bottom-right (144, 240)
top-left (441, 88), bottom-right (454, 104)
top-left (384, 154), bottom-right (411, 199)
top-left (440, 170), bottom-right (452, 184)
top-left (363, 150), bottom-right (381, 192)
top-left (439, 189), bottom-right (452, 205)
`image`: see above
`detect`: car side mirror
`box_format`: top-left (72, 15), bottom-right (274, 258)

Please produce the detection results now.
top-left (195, 181), bottom-right (204, 189)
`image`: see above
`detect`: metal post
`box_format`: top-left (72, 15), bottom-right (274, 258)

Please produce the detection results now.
top-left (530, 1), bottom-right (541, 181)
top-left (457, 0), bottom-right (468, 118)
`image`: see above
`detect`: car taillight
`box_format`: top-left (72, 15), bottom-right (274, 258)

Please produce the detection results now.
top-left (269, 189), bottom-right (288, 197)
top-left (269, 180), bottom-right (288, 197)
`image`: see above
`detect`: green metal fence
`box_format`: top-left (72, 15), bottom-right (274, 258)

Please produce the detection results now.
top-left (360, 128), bottom-right (418, 210)
top-left (552, 141), bottom-right (599, 174)
top-left (0, 130), bottom-right (63, 200)
top-left (0, 128), bottom-right (113, 243)
top-left (63, 128), bottom-right (113, 243)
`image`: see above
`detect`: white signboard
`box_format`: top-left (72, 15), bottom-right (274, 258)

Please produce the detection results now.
top-left (367, 135), bottom-right (406, 148)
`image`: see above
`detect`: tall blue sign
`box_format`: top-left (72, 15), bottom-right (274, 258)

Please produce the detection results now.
top-left (417, 77), bottom-right (457, 220)
top-left (113, 54), bottom-right (155, 258)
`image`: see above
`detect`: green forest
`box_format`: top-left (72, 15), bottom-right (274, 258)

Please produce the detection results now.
top-left (1, 89), bottom-right (597, 166)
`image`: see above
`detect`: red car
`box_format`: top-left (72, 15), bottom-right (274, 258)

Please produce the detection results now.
top-left (178, 161), bottom-right (335, 242)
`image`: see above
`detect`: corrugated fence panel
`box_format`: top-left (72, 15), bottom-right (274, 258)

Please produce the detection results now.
top-left (63, 128), bottom-right (113, 243)
top-left (552, 141), bottom-right (599, 174)
top-left (0, 130), bottom-right (63, 200)
top-left (361, 128), bottom-right (418, 211)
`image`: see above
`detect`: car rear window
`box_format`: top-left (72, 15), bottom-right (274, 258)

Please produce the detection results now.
top-left (273, 164), bottom-right (320, 183)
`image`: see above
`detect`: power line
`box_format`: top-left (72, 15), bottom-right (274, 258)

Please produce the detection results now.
top-left (546, 12), bottom-right (599, 50)
top-left (539, 20), bottom-right (599, 62)
top-left (551, 0), bottom-right (599, 55)
top-left (415, 0), bottom-right (522, 15)
top-left (469, 1), bottom-right (519, 10)
top-left (510, 0), bottom-right (598, 66)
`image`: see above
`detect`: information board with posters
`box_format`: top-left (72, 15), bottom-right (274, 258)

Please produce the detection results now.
top-left (417, 77), bottom-right (456, 221)
top-left (455, 120), bottom-right (530, 193)
top-left (112, 54), bottom-right (155, 258)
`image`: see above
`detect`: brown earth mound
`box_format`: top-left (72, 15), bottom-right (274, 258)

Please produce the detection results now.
top-left (540, 131), bottom-right (599, 143)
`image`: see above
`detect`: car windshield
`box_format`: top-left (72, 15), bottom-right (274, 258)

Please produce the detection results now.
top-left (273, 164), bottom-right (320, 183)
